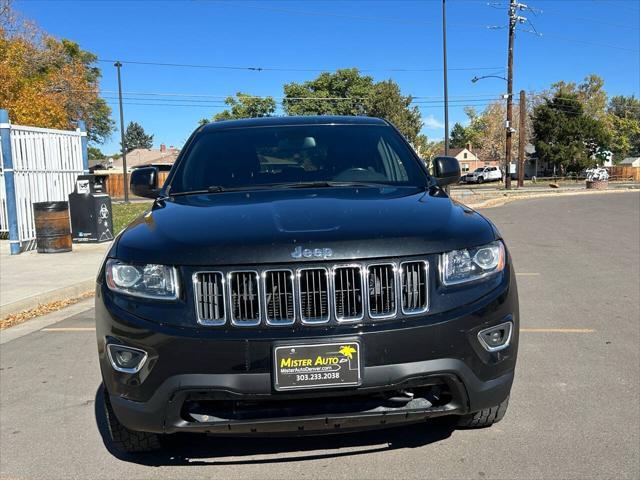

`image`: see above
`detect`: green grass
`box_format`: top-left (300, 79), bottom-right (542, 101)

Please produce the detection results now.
top-left (112, 201), bottom-right (153, 235)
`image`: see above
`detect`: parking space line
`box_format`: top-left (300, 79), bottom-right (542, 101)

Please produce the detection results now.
top-left (41, 327), bottom-right (96, 332)
top-left (516, 272), bottom-right (540, 276)
top-left (520, 328), bottom-right (595, 333)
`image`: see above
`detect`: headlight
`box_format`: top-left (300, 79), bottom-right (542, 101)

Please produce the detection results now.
top-left (105, 259), bottom-right (179, 300)
top-left (440, 241), bottom-right (505, 286)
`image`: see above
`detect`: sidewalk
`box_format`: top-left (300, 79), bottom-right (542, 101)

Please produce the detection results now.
top-left (451, 182), bottom-right (639, 208)
top-left (0, 241), bottom-right (110, 317)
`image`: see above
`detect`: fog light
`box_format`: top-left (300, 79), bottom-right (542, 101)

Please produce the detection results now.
top-left (107, 344), bottom-right (147, 373)
top-left (478, 321), bottom-right (513, 352)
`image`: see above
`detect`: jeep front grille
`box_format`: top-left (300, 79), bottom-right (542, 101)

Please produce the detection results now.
top-left (401, 261), bottom-right (429, 314)
top-left (368, 264), bottom-right (397, 318)
top-left (299, 268), bottom-right (330, 323)
top-left (194, 259), bottom-right (430, 326)
top-left (264, 270), bottom-right (295, 325)
top-left (334, 266), bottom-right (364, 322)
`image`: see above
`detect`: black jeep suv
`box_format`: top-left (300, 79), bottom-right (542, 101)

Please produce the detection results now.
top-left (96, 116), bottom-right (518, 452)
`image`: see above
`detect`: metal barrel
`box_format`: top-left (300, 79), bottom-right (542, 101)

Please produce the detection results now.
top-left (33, 201), bottom-right (72, 253)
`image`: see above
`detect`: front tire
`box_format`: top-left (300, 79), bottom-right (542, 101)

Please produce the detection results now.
top-left (103, 389), bottom-right (162, 453)
top-left (457, 396), bottom-right (509, 428)
top-left (477, 176), bottom-right (484, 184)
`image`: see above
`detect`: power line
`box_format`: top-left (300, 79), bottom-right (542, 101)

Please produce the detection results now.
top-left (96, 58), bottom-right (505, 73)
top-left (219, 1), bottom-right (638, 52)
top-left (208, 2), bottom-right (487, 30)
top-left (63, 87), bottom-right (507, 101)
top-left (102, 101), bottom-right (505, 110)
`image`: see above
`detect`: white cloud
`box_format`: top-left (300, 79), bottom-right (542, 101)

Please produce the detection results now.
top-left (423, 115), bottom-right (445, 130)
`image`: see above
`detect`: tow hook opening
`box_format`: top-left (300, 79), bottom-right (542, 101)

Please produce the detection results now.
top-left (180, 383), bottom-right (454, 424)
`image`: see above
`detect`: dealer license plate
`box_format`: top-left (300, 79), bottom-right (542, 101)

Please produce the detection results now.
top-left (273, 342), bottom-right (361, 391)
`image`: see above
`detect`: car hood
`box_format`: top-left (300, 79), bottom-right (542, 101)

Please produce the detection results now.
top-left (115, 187), bottom-right (496, 265)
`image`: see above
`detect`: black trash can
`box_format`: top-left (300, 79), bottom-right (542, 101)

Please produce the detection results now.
top-left (33, 201), bottom-right (72, 253)
top-left (68, 175), bottom-right (114, 243)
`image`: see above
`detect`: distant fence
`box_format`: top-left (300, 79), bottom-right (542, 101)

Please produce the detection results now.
top-left (100, 171), bottom-right (170, 198)
top-left (607, 166), bottom-right (640, 182)
top-left (0, 110), bottom-right (88, 254)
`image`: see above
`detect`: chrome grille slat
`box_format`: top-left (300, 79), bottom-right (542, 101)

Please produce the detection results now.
top-left (229, 271), bottom-right (260, 326)
top-left (368, 264), bottom-right (397, 318)
top-left (264, 270), bottom-right (295, 325)
top-left (401, 261), bottom-right (429, 314)
top-left (334, 266), bottom-right (364, 322)
top-left (299, 268), bottom-right (330, 323)
top-left (194, 272), bottom-right (226, 326)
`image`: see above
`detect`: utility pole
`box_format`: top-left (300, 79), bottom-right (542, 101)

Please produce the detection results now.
top-left (114, 61), bottom-right (129, 203)
top-left (504, 0), bottom-right (516, 189)
top-left (518, 90), bottom-right (526, 187)
top-left (504, 0), bottom-right (532, 189)
top-left (442, 0), bottom-right (449, 156)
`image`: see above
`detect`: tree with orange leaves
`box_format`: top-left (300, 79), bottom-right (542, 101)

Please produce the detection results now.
top-left (0, 0), bottom-right (114, 143)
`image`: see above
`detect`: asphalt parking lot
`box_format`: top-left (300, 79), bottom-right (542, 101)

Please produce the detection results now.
top-left (1, 192), bottom-right (639, 480)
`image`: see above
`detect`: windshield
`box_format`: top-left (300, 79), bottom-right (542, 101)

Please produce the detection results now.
top-left (169, 124), bottom-right (427, 193)
top-left (474, 168), bottom-right (485, 173)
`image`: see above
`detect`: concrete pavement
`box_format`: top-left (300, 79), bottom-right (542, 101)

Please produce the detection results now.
top-left (0, 192), bottom-right (638, 479)
top-left (0, 241), bottom-right (109, 317)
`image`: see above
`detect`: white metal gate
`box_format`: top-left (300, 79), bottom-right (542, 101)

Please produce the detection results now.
top-left (5, 125), bottom-right (84, 249)
top-left (0, 144), bottom-right (7, 236)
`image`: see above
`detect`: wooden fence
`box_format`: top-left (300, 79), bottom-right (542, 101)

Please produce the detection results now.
top-left (101, 171), bottom-right (170, 199)
top-left (607, 166), bottom-right (640, 182)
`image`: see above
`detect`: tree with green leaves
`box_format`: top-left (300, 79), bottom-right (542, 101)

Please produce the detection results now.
top-left (551, 75), bottom-right (608, 121)
top-left (606, 95), bottom-right (640, 162)
top-left (449, 123), bottom-right (472, 149)
top-left (532, 91), bottom-right (610, 172)
top-left (199, 92), bottom-right (276, 124)
top-left (87, 146), bottom-right (106, 161)
top-left (366, 79), bottom-right (423, 146)
top-left (122, 121), bottom-right (153, 152)
top-left (282, 69), bottom-right (424, 147)
top-left (283, 68), bottom-right (372, 117)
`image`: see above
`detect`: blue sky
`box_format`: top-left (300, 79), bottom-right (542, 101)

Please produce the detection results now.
top-left (15, 0), bottom-right (640, 154)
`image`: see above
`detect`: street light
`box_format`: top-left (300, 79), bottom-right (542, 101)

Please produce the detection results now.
top-left (471, 75), bottom-right (507, 83)
top-left (471, 73), bottom-right (512, 188)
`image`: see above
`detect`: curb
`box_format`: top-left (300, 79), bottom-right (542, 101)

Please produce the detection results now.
top-left (0, 279), bottom-right (96, 318)
top-left (458, 188), bottom-right (639, 210)
top-left (0, 297), bottom-right (94, 344)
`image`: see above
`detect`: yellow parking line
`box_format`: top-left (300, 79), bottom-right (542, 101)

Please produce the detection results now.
top-left (516, 272), bottom-right (540, 276)
top-left (520, 328), bottom-right (595, 333)
top-left (42, 327), bottom-right (96, 332)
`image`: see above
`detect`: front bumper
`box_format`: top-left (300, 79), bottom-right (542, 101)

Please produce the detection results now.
top-left (96, 267), bottom-right (518, 435)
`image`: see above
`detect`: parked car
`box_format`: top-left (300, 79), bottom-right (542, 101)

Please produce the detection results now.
top-left (97, 116), bottom-right (519, 452)
top-left (463, 166), bottom-right (502, 184)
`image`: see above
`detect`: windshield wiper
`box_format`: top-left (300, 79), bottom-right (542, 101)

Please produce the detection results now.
top-left (169, 181), bottom-right (394, 196)
top-left (271, 181), bottom-right (391, 189)
top-left (170, 185), bottom-right (226, 197)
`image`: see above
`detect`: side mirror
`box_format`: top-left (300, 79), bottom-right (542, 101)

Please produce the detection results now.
top-left (432, 156), bottom-right (461, 187)
top-left (130, 166), bottom-right (160, 199)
